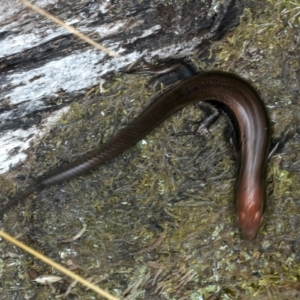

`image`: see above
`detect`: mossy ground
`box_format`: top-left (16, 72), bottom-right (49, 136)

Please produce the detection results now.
top-left (1, 1), bottom-right (300, 299)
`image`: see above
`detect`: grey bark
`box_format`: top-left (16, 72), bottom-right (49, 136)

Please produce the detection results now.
top-left (0, 0), bottom-right (241, 174)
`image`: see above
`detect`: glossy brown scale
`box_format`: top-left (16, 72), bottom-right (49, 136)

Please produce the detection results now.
top-left (1, 71), bottom-right (271, 240)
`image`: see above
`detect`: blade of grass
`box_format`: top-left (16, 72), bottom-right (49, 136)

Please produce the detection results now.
top-left (19, 0), bottom-right (121, 58)
top-left (0, 229), bottom-right (119, 300)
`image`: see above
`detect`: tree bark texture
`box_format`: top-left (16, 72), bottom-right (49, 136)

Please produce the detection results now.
top-left (0, 0), bottom-right (241, 174)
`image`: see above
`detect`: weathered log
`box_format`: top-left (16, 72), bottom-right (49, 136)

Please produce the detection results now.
top-left (0, 0), bottom-right (241, 174)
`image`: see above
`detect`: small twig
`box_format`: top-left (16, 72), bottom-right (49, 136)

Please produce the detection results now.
top-left (19, 0), bottom-right (121, 58)
top-left (0, 229), bottom-right (119, 300)
top-left (130, 230), bottom-right (167, 255)
top-left (56, 280), bottom-right (78, 298)
top-left (58, 224), bottom-right (87, 243)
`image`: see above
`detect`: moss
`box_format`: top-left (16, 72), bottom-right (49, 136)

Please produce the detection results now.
top-left (1, 0), bottom-right (300, 299)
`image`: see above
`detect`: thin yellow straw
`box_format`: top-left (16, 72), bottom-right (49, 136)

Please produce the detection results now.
top-left (9, 2), bottom-right (120, 298)
top-left (19, 0), bottom-right (121, 58)
top-left (0, 229), bottom-right (119, 300)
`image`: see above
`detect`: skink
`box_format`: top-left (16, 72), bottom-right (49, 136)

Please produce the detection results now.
top-left (2, 71), bottom-right (270, 240)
